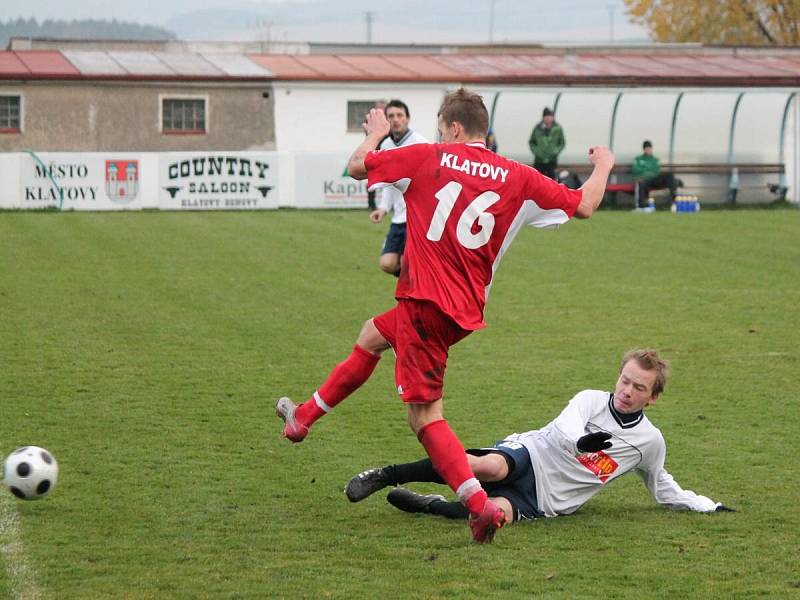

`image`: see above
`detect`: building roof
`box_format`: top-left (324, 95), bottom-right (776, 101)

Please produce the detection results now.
top-left (251, 51), bottom-right (800, 87)
top-left (0, 50), bottom-right (274, 81)
top-left (1, 47), bottom-right (800, 86)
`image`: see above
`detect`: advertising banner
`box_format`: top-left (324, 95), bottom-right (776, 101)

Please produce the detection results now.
top-left (293, 154), bottom-right (369, 209)
top-left (158, 152), bottom-right (280, 210)
top-left (19, 153), bottom-right (145, 210)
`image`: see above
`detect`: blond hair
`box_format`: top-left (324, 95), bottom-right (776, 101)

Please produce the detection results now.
top-left (620, 349), bottom-right (669, 396)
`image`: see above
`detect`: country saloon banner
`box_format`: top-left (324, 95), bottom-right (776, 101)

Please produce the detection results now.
top-left (158, 152), bottom-right (280, 210)
top-left (19, 153), bottom-right (146, 210)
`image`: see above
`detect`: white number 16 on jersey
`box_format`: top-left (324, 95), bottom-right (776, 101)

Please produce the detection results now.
top-left (426, 181), bottom-right (500, 249)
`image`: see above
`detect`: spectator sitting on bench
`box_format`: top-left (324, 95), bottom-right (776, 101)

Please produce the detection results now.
top-left (632, 140), bottom-right (682, 209)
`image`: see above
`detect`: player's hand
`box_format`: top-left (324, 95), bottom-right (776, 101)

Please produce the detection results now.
top-left (369, 209), bottom-right (386, 223)
top-left (364, 108), bottom-right (390, 138)
top-left (715, 504), bottom-right (736, 512)
top-left (588, 146), bottom-right (615, 172)
top-left (576, 431), bottom-right (612, 453)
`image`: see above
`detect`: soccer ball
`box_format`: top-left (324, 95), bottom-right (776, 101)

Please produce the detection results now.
top-left (2, 446), bottom-right (58, 500)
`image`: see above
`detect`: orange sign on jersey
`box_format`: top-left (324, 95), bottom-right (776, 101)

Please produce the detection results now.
top-left (577, 451), bottom-right (619, 483)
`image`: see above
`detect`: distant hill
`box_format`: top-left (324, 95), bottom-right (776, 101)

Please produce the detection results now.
top-left (1, 17), bottom-right (176, 48)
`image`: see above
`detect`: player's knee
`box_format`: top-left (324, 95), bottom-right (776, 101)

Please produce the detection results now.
top-left (490, 496), bottom-right (514, 524)
top-left (406, 402), bottom-right (443, 434)
top-left (406, 411), bottom-right (417, 432)
top-left (407, 409), bottom-right (425, 434)
top-left (356, 319), bottom-right (389, 354)
top-left (379, 254), bottom-right (399, 274)
top-left (472, 453), bottom-right (509, 481)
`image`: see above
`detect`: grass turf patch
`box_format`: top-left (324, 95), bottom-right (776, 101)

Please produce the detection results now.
top-left (1, 209), bottom-right (798, 598)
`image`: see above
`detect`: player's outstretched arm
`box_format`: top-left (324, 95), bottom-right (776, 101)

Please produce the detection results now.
top-left (638, 439), bottom-right (729, 513)
top-left (575, 146), bottom-right (615, 219)
top-left (347, 109), bottom-right (390, 180)
top-left (643, 467), bottom-right (734, 513)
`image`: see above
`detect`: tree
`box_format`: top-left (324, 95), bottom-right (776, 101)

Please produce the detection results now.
top-left (0, 17), bottom-right (176, 48)
top-left (624, 0), bottom-right (800, 45)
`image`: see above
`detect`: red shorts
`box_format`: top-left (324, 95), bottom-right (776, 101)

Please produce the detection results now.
top-left (372, 299), bottom-right (471, 404)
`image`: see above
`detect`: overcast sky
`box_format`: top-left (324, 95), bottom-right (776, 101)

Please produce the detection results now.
top-left (7, 0), bottom-right (650, 44)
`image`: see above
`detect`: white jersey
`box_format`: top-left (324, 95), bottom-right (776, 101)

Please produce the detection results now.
top-left (376, 129), bottom-right (427, 224)
top-left (504, 389), bottom-right (719, 518)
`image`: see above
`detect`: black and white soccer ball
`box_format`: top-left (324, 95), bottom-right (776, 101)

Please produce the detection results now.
top-left (2, 446), bottom-right (58, 500)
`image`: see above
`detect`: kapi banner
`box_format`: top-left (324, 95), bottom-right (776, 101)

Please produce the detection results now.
top-left (293, 153), bottom-right (369, 209)
top-left (19, 153), bottom-right (144, 210)
top-left (159, 152), bottom-right (279, 210)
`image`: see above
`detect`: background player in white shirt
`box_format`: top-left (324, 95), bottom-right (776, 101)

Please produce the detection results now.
top-left (368, 100), bottom-right (427, 276)
top-left (345, 349), bottom-right (734, 523)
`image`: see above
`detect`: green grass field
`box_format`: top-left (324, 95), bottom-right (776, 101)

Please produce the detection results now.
top-left (1, 209), bottom-right (798, 599)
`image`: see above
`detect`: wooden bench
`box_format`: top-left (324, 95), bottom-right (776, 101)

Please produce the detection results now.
top-left (558, 163), bottom-right (786, 204)
top-left (605, 182), bottom-right (635, 194)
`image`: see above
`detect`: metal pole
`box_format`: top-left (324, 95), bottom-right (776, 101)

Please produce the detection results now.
top-left (606, 92), bottom-right (623, 194)
top-left (489, 0), bottom-right (496, 43)
top-left (489, 91), bottom-right (501, 130)
top-left (727, 92), bottom-right (745, 204)
top-left (778, 92), bottom-right (800, 206)
top-left (795, 96), bottom-right (800, 203)
top-left (778, 92), bottom-right (796, 165)
top-left (607, 5), bottom-right (615, 43)
top-left (727, 92), bottom-right (745, 164)
top-left (553, 92), bottom-right (563, 116)
top-left (365, 12), bottom-right (373, 44)
top-left (669, 92), bottom-right (684, 165)
top-left (609, 92), bottom-right (623, 150)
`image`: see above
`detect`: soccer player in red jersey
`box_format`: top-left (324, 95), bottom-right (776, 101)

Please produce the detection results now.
top-left (277, 88), bottom-right (615, 543)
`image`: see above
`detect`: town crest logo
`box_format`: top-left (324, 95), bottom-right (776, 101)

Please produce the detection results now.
top-left (105, 160), bottom-right (139, 203)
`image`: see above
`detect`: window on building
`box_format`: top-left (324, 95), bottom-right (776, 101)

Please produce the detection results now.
top-left (347, 100), bottom-right (380, 132)
top-left (0, 96), bottom-right (21, 132)
top-left (162, 98), bottom-right (206, 134)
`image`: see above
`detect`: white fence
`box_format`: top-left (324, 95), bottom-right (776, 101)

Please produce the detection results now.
top-left (2, 150), bottom-right (795, 210)
top-left (0, 151), bottom-right (373, 211)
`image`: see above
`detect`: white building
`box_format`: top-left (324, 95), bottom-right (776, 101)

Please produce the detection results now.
top-left (2, 40), bottom-right (799, 208)
top-left (252, 46), bottom-right (800, 205)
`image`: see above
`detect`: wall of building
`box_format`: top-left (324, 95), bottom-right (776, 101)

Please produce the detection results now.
top-left (0, 80), bottom-right (275, 152)
top-left (271, 81), bottom-right (448, 155)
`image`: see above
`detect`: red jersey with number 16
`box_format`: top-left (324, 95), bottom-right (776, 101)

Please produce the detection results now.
top-left (365, 141), bottom-right (582, 331)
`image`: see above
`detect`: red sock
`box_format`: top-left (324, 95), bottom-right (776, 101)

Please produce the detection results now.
top-left (417, 419), bottom-right (488, 516)
top-left (294, 345), bottom-right (380, 428)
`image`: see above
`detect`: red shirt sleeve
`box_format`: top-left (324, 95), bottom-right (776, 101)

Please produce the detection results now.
top-left (366, 143), bottom-right (432, 193)
top-left (519, 164), bottom-right (583, 218)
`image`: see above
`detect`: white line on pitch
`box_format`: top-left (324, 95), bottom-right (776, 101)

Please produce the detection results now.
top-left (0, 493), bottom-right (42, 600)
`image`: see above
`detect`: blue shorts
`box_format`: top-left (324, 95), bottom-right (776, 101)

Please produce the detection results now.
top-left (381, 222), bottom-right (406, 256)
top-left (467, 440), bottom-right (544, 522)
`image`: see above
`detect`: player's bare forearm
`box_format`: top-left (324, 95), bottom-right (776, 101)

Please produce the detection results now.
top-left (347, 131), bottom-right (386, 180)
top-left (576, 146), bottom-right (615, 219)
top-left (348, 108), bottom-right (390, 180)
top-left (576, 167), bottom-right (611, 218)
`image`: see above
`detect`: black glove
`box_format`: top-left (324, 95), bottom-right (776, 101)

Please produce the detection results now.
top-left (576, 431), bottom-right (612, 453)
top-left (715, 504), bottom-right (736, 512)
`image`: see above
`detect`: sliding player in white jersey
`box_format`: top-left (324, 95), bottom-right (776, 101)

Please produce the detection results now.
top-left (345, 349), bottom-right (734, 523)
